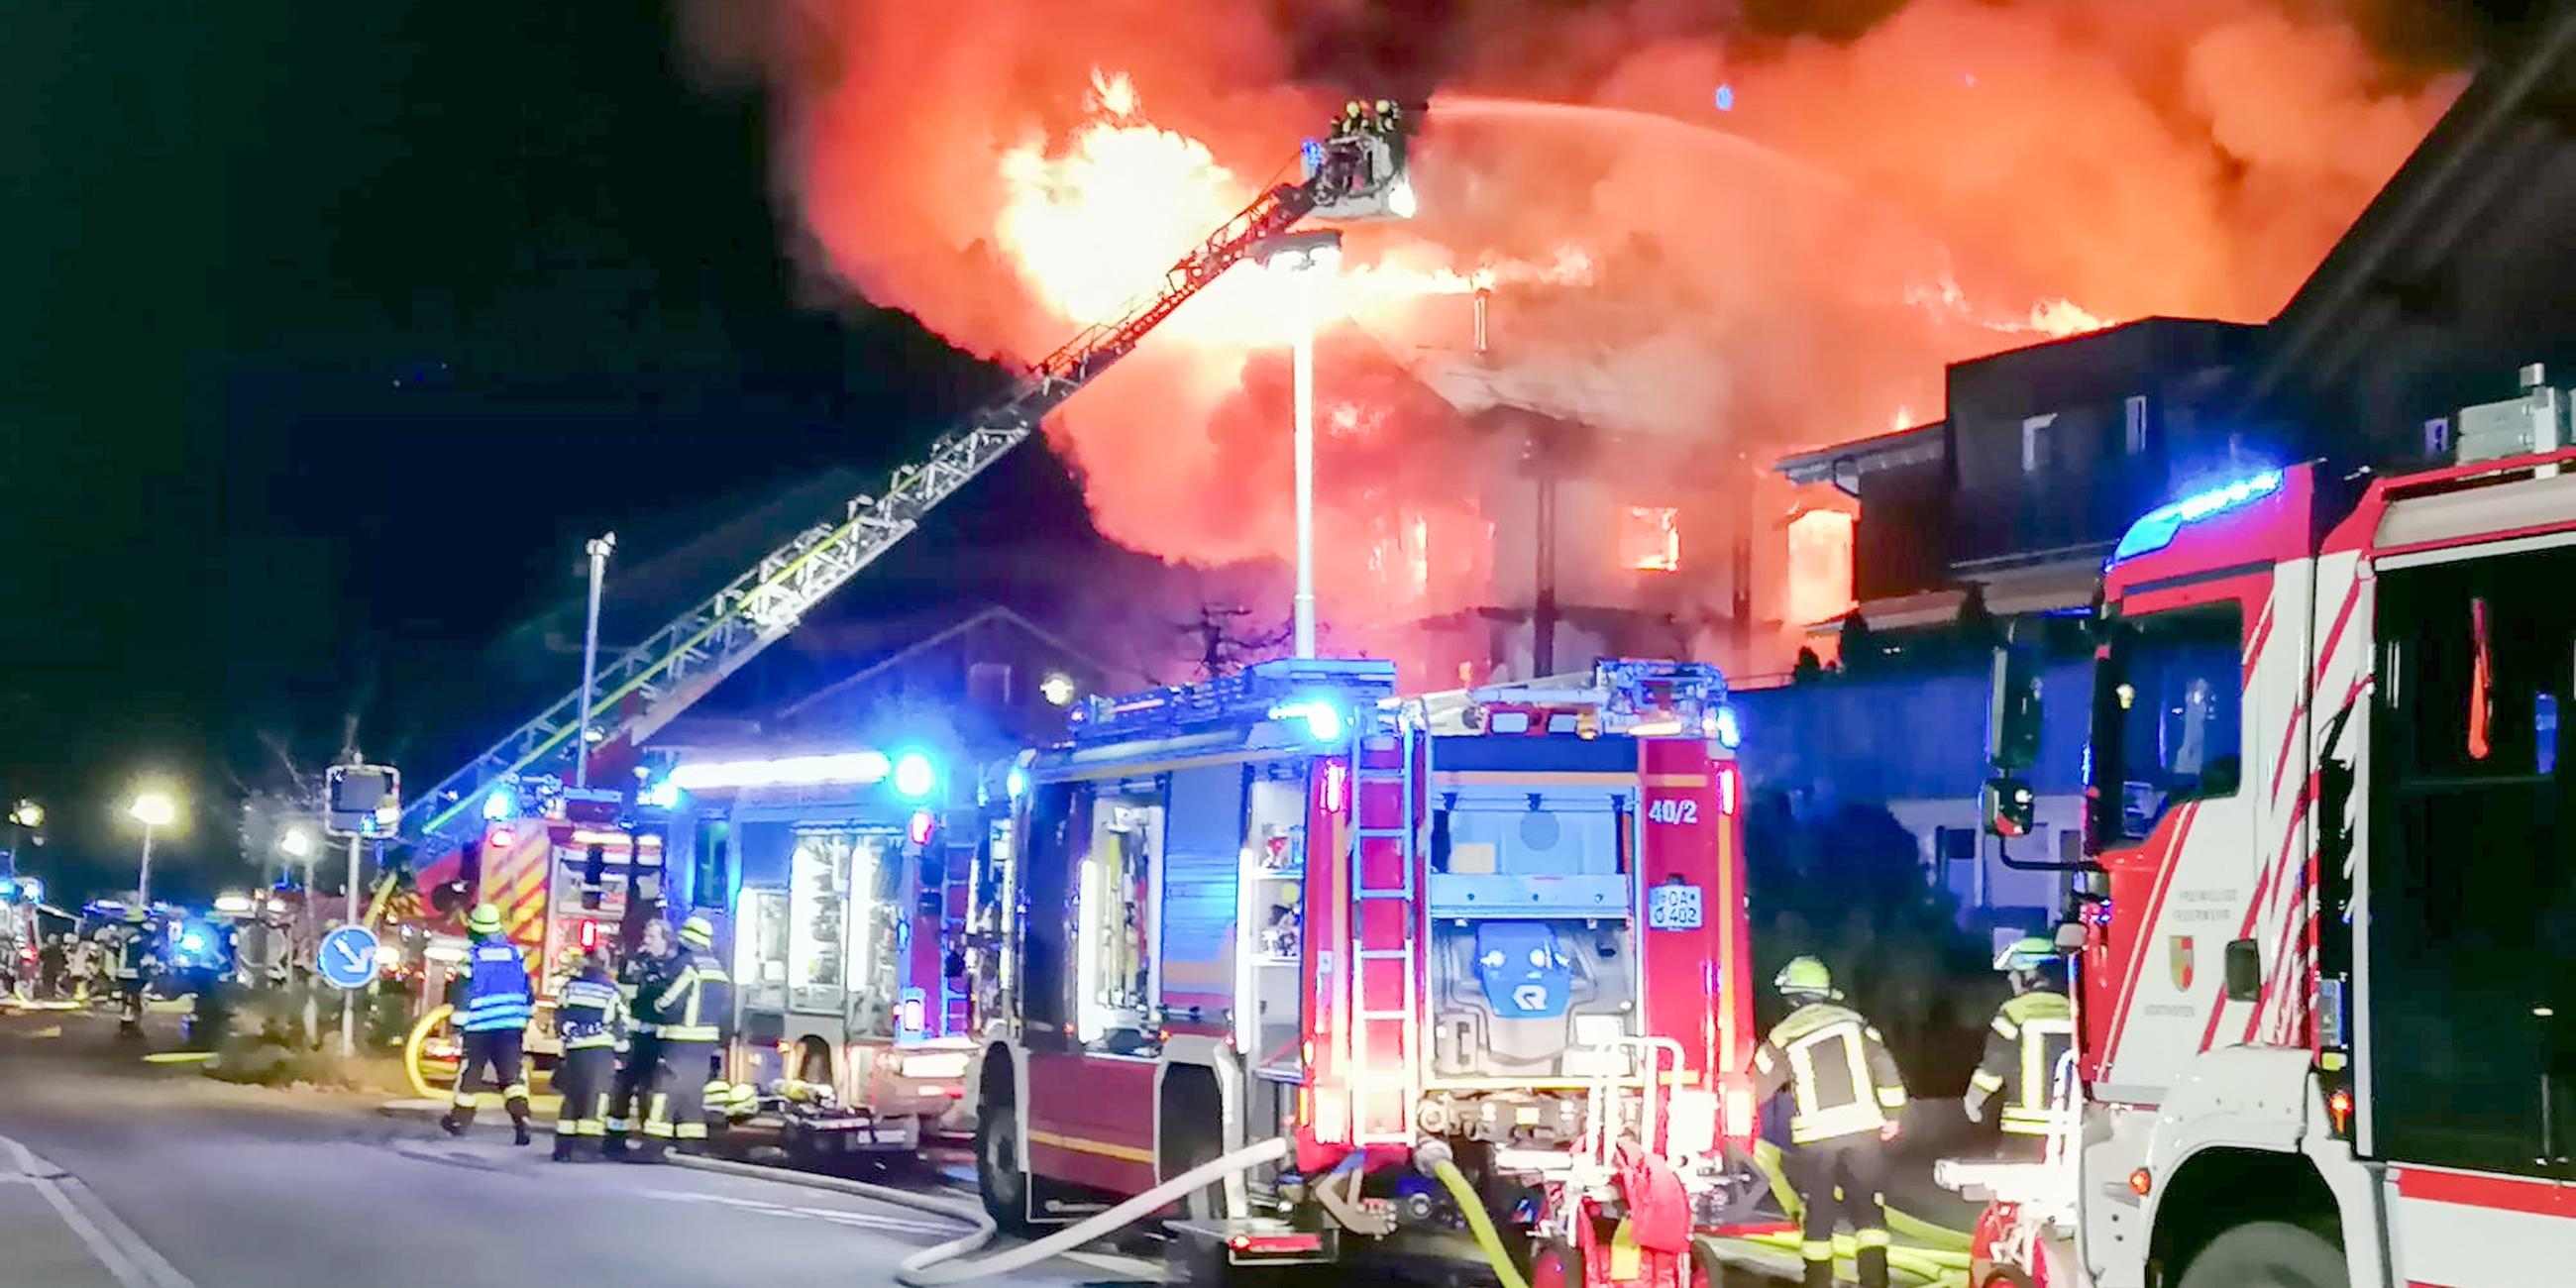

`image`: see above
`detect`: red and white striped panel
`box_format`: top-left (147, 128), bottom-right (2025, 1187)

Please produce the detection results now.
top-left (2388, 1164), bottom-right (2576, 1287)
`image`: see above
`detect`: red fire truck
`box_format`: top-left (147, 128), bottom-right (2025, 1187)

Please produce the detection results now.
top-left (674, 745), bottom-right (981, 1151)
top-left (1951, 383), bottom-right (2576, 1287)
top-left (969, 657), bottom-right (1777, 1280)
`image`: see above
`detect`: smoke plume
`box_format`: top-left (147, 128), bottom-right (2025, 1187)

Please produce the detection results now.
top-left (692, 0), bottom-right (2463, 668)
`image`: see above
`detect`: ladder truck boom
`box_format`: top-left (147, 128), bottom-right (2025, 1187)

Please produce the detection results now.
top-left (404, 112), bottom-right (1414, 843)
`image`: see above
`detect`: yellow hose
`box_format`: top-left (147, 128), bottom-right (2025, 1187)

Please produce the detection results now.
top-left (403, 1004), bottom-right (558, 1110)
top-left (1429, 1157), bottom-right (1533, 1288)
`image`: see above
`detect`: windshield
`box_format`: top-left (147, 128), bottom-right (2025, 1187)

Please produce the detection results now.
top-left (2093, 601), bottom-right (2246, 842)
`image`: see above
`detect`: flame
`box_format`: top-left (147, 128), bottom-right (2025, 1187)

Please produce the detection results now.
top-left (996, 70), bottom-right (1592, 350)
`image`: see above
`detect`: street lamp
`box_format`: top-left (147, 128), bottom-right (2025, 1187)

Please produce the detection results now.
top-left (9, 801), bottom-right (43, 830)
top-left (3, 800), bottom-right (40, 878)
top-left (279, 826), bottom-right (317, 891)
top-left (576, 532), bottom-right (617, 790)
top-left (1249, 229), bottom-right (1343, 659)
top-left (127, 788), bottom-right (178, 907)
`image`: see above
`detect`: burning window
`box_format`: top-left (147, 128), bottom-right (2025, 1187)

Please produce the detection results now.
top-left (1620, 506), bottom-right (1681, 573)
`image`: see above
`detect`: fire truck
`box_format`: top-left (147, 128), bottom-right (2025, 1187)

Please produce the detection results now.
top-left (1949, 378), bottom-right (2576, 1288)
top-left (408, 777), bottom-right (677, 1058)
top-left (969, 657), bottom-right (1778, 1280)
top-left (670, 745), bottom-right (981, 1151)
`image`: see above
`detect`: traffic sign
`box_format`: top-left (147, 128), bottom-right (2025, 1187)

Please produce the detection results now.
top-left (325, 764), bottom-right (401, 839)
top-left (316, 924), bottom-right (380, 990)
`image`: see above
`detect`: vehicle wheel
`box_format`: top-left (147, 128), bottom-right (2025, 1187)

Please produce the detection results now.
top-left (2174, 1221), bottom-right (2344, 1288)
top-left (973, 1096), bottom-right (1035, 1236)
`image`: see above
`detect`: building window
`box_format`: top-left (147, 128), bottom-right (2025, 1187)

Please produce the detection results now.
top-left (968, 662), bottom-right (1015, 706)
top-left (1619, 506), bottom-right (1681, 573)
top-left (2021, 414), bottom-right (2057, 474)
top-left (2124, 395), bottom-right (2150, 455)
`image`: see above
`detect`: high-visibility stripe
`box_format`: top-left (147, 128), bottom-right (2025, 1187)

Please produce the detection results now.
top-left (676, 1124), bottom-right (707, 1140)
top-left (555, 1120), bottom-right (581, 1137)
top-left (1856, 1229), bottom-right (1892, 1248)
top-left (1027, 1129), bottom-right (1156, 1164)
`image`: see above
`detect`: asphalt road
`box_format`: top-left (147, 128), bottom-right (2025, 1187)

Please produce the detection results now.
top-left (0, 1003), bottom-right (1160, 1288)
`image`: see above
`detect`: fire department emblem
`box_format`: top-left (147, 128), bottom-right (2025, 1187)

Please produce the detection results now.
top-left (2169, 935), bottom-right (2196, 991)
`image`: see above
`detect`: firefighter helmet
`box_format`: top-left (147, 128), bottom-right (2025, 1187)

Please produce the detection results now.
top-left (466, 904), bottom-right (503, 936)
top-left (679, 914), bottom-right (715, 948)
top-left (1375, 98), bottom-right (1396, 116)
top-left (125, 907), bottom-right (149, 924)
top-left (1773, 955), bottom-right (1835, 999)
top-left (1993, 936), bottom-right (2056, 973)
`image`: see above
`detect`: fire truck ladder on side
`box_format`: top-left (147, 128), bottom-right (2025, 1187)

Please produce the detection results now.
top-left (1345, 708), bottom-right (1423, 1145)
top-left (398, 134), bottom-right (1398, 846)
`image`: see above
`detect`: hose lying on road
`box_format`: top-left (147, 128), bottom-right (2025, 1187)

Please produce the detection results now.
top-left (893, 1134), bottom-right (1291, 1287)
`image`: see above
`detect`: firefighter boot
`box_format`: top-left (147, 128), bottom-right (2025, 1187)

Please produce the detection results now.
top-left (509, 1102), bottom-right (533, 1147)
top-left (1801, 1246), bottom-right (1834, 1288)
top-left (1857, 1242), bottom-right (1890, 1288)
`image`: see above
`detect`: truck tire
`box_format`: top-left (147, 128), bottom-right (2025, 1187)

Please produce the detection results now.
top-left (2174, 1221), bottom-right (2343, 1288)
top-left (974, 1095), bottom-right (1035, 1236)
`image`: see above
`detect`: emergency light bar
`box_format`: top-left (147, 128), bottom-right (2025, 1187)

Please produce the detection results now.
top-left (669, 750), bottom-right (892, 791)
top-left (1070, 658), bottom-right (1396, 743)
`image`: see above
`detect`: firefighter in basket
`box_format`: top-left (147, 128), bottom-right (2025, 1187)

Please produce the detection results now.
top-left (1965, 936), bottom-right (2073, 1160)
top-left (1752, 956), bottom-right (1907, 1288)
top-left (441, 904), bottom-right (535, 1146)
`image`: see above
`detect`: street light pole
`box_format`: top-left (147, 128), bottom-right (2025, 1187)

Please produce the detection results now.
top-left (576, 532), bottom-right (616, 790)
top-left (138, 823), bottom-right (156, 907)
top-left (342, 832), bottom-right (363, 1055)
top-left (127, 790), bottom-right (176, 908)
top-left (1248, 230), bottom-right (1342, 660)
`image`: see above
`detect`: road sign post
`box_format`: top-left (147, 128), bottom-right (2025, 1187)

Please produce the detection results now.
top-left (324, 764), bottom-right (399, 1055)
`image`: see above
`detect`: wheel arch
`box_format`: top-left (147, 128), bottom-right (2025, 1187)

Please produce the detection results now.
top-left (2147, 1145), bottom-right (2342, 1279)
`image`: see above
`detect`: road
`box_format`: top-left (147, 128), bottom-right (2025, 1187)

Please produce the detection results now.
top-left (0, 1004), bottom-right (1159, 1288)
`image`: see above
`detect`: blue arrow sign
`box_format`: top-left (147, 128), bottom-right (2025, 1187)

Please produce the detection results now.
top-left (316, 924), bottom-right (380, 990)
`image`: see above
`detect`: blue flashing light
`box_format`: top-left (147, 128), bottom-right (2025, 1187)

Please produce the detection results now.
top-left (482, 785), bottom-right (515, 821)
top-left (891, 751), bottom-right (939, 802)
top-left (178, 928), bottom-right (207, 953)
top-left (0, 879), bottom-right (14, 901)
top-left (1006, 765), bottom-right (1028, 803)
top-left (640, 779), bottom-right (682, 810)
top-left (1300, 138), bottom-right (1325, 179)
top-left (1714, 84), bottom-right (1736, 112)
top-left (1268, 697), bottom-right (1346, 743)
top-left (2110, 469), bottom-right (2285, 565)
top-left (1712, 703), bottom-right (1743, 750)
top-left (18, 877), bottom-right (39, 903)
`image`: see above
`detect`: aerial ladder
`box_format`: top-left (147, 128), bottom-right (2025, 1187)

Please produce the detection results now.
top-left (401, 104), bottom-right (1419, 846)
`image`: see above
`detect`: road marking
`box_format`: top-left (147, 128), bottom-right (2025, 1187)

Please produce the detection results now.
top-left (1, 1130), bottom-right (198, 1288)
top-left (644, 1187), bottom-right (962, 1236)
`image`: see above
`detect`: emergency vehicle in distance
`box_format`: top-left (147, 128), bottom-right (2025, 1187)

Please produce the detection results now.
top-left (667, 744), bottom-right (981, 1151)
top-left (970, 657), bottom-right (1778, 1278)
top-left (1951, 376), bottom-right (2576, 1288)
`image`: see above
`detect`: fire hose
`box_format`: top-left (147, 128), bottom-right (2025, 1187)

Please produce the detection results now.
top-left (891, 1134), bottom-right (1291, 1286)
top-left (1418, 1140), bottom-right (1534, 1288)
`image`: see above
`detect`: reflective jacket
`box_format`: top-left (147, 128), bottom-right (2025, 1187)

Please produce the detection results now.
top-left (456, 939), bottom-right (535, 1033)
top-left (556, 969), bottom-right (624, 1050)
top-left (619, 951), bottom-right (675, 1037)
top-left (1751, 1002), bottom-right (1908, 1144)
top-left (1969, 991), bottom-right (2075, 1135)
top-left (652, 948), bottom-right (732, 1043)
top-left (115, 928), bottom-right (152, 981)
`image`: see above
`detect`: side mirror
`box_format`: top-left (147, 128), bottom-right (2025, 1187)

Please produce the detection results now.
top-left (2224, 938), bottom-right (2261, 1003)
top-left (1987, 646), bottom-right (2044, 772)
top-left (1983, 777), bottom-right (2036, 838)
top-left (2054, 921), bottom-right (2090, 954)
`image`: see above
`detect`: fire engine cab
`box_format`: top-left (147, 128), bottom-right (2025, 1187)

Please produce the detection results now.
top-left (971, 657), bottom-right (1771, 1279)
top-left (1952, 377), bottom-right (2576, 1288)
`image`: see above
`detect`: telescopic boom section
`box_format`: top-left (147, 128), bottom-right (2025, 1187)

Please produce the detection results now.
top-left (403, 121), bottom-right (1402, 843)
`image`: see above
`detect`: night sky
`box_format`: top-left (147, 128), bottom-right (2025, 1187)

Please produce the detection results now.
top-left (0, 0), bottom-right (2542, 902)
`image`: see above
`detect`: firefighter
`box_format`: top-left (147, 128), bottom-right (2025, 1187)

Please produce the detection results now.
top-left (549, 950), bottom-right (622, 1161)
top-left (441, 905), bottom-right (535, 1146)
top-left (113, 909), bottom-right (153, 1033)
top-left (1752, 956), bottom-right (1906, 1288)
top-left (638, 914), bottom-right (731, 1160)
top-left (602, 917), bottom-right (674, 1159)
top-left (1337, 99), bottom-right (1366, 138)
top-left (1966, 936), bottom-right (2074, 1159)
